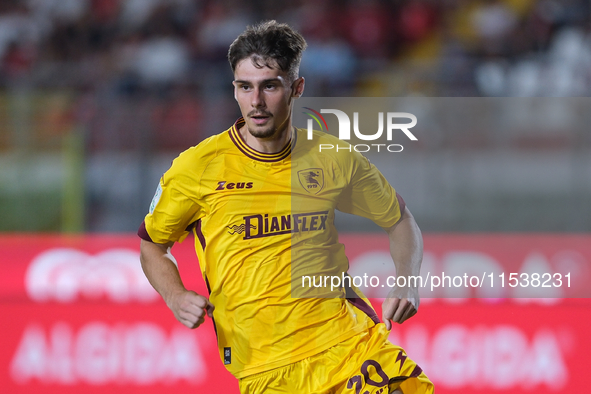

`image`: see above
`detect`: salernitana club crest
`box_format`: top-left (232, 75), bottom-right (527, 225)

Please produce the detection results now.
top-left (298, 168), bottom-right (324, 195)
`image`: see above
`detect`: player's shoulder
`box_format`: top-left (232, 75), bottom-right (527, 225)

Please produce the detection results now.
top-left (299, 128), bottom-right (345, 145)
top-left (296, 128), bottom-right (347, 154)
top-left (174, 129), bottom-right (234, 164)
top-left (295, 128), bottom-right (367, 166)
top-left (167, 129), bottom-right (233, 176)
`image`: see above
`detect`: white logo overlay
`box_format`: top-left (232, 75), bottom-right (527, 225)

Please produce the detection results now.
top-left (25, 248), bottom-right (159, 303)
top-left (305, 109), bottom-right (417, 153)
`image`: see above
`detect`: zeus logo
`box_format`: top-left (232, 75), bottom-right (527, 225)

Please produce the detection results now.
top-left (216, 181), bottom-right (253, 191)
top-left (304, 108), bottom-right (417, 141)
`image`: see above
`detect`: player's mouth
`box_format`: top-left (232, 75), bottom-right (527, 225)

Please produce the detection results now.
top-left (249, 113), bottom-right (272, 125)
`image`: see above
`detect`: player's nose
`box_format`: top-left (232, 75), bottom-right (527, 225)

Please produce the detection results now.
top-left (251, 87), bottom-right (265, 108)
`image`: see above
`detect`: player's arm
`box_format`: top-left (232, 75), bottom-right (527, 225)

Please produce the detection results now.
top-left (140, 239), bottom-right (214, 329)
top-left (381, 206), bottom-right (423, 329)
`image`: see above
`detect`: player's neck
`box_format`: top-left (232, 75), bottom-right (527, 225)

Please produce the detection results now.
top-left (241, 121), bottom-right (293, 154)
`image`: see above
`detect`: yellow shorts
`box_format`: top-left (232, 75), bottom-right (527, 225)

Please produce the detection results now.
top-left (239, 323), bottom-right (433, 394)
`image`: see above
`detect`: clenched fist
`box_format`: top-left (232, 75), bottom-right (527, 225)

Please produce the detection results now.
top-left (167, 290), bottom-right (215, 329)
top-left (381, 286), bottom-right (419, 330)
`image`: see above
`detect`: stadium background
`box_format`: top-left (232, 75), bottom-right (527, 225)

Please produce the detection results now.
top-left (0, 0), bottom-right (590, 392)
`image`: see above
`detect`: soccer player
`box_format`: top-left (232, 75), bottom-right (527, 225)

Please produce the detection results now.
top-left (138, 20), bottom-right (433, 394)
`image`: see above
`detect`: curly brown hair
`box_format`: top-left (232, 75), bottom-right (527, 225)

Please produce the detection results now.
top-left (228, 20), bottom-right (307, 82)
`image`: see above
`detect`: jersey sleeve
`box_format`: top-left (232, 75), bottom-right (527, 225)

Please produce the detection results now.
top-left (141, 156), bottom-right (204, 244)
top-left (336, 151), bottom-right (404, 228)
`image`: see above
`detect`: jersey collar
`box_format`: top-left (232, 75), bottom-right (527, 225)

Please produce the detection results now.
top-left (229, 117), bottom-right (296, 162)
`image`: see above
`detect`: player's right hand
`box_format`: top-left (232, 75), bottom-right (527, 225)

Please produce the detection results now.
top-left (168, 290), bottom-right (215, 329)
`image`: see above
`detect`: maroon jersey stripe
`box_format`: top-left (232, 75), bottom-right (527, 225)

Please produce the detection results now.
top-left (194, 219), bottom-right (206, 250)
top-left (396, 192), bottom-right (406, 216)
top-left (137, 221), bottom-right (153, 242)
top-left (343, 273), bottom-right (381, 325)
top-left (228, 118), bottom-right (294, 162)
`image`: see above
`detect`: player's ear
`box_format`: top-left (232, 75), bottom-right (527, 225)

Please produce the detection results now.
top-left (292, 77), bottom-right (305, 98)
top-left (232, 81), bottom-right (237, 101)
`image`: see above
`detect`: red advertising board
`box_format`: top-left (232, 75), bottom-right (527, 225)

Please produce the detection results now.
top-left (1, 234), bottom-right (590, 393)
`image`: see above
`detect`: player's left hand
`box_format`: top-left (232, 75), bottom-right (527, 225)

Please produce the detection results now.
top-left (381, 286), bottom-right (419, 329)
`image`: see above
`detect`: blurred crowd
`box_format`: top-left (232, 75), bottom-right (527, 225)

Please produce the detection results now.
top-left (0, 0), bottom-right (590, 96)
top-left (1, 0), bottom-right (589, 231)
top-left (0, 0), bottom-right (590, 152)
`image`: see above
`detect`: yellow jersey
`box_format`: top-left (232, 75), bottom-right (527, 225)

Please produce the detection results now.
top-left (140, 118), bottom-right (404, 378)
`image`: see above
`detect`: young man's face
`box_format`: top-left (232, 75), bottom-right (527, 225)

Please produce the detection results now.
top-left (233, 57), bottom-right (304, 140)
